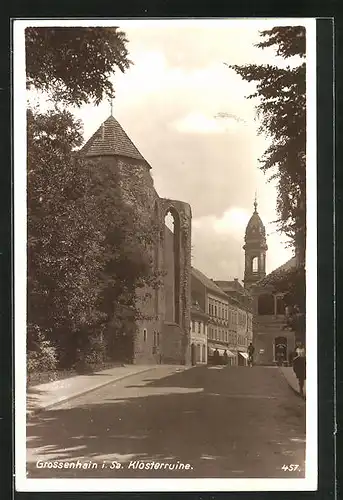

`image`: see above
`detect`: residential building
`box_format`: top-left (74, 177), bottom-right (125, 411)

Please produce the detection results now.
top-left (190, 302), bottom-right (209, 364)
top-left (191, 267), bottom-right (238, 365)
top-left (215, 277), bottom-right (253, 365)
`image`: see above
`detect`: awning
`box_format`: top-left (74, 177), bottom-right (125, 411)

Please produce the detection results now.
top-left (239, 352), bottom-right (249, 360)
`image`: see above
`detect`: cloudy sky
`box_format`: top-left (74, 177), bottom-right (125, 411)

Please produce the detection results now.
top-left (31, 20), bottom-right (304, 281)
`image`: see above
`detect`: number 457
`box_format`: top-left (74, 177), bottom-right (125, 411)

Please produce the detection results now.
top-left (282, 464), bottom-right (299, 472)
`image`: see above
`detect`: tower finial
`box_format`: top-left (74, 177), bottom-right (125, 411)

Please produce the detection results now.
top-left (108, 94), bottom-right (114, 116)
top-left (254, 191), bottom-right (258, 212)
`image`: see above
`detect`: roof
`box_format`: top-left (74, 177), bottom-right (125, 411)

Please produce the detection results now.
top-left (245, 200), bottom-right (266, 239)
top-left (215, 279), bottom-right (245, 292)
top-left (191, 267), bottom-right (228, 298)
top-left (245, 211), bottom-right (266, 237)
top-left (191, 302), bottom-right (209, 319)
top-left (256, 256), bottom-right (297, 287)
top-left (80, 115), bottom-right (149, 165)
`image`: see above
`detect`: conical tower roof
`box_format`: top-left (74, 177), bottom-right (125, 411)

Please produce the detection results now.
top-left (81, 115), bottom-right (149, 167)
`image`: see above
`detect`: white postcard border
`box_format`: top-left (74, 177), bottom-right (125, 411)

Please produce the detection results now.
top-left (14, 17), bottom-right (317, 492)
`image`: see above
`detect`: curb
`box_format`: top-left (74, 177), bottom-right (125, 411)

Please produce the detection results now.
top-left (27, 366), bottom-right (158, 418)
top-left (279, 367), bottom-right (306, 401)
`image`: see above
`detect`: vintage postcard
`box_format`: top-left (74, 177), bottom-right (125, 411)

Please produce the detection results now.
top-left (14, 18), bottom-right (317, 492)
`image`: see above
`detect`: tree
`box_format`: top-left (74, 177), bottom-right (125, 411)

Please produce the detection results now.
top-left (26, 28), bottom-right (161, 369)
top-left (229, 26), bottom-right (306, 263)
top-left (26, 27), bottom-right (132, 106)
top-left (27, 108), bottom-right (161, 368)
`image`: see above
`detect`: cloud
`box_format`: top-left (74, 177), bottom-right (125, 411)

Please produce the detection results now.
top-left (172, 111), bottom-right (238, 134)
top-left (70, 23), bottom-right (294, 278)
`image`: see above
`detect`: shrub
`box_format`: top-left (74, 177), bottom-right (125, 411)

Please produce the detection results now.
top-left (27, 328), bottom-right (58, 373)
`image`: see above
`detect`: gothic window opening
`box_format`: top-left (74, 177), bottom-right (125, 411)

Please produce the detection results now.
top-left (164, 208), bottom-right (181, 324)
top-left (154, 201), bottom-right (160, 313)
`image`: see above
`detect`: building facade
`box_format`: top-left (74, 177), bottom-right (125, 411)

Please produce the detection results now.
top-left (190, 302), bottom-right (209, 364)
top-left (81, 114), bottom-right (192, 365)
top-left (191, 267), bottom-right (252, 365)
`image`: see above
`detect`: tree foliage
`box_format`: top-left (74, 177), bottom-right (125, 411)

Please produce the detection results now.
top-left (26, 27), bottom-right (132, 106)
top-left (229, 26), bottom-right (306, 261)
top-left (27, 108), bottom-right (161, 368)
top-left (26, 28), bottom-right (161, 369)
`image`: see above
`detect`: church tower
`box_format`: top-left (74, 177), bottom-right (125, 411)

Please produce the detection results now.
top-left (243, 196), bottom-right (268, 289)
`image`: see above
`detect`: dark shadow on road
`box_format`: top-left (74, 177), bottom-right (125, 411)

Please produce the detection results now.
top-left (27, 387), bottom-right (45, 407)
top-left (27, 366), bottom-right (306, 479)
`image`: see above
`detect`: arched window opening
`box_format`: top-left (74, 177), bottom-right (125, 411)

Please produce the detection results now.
top-left (164, 208), bottom-right (181, 324)
top-left (274, 336), bottom-right (287, 363)
top-left (153, 201), bottom-right (160, 315)
top-left (252, 256), bottom-right (259, 273)
top-left (165, 211), bottom-right (175, 233)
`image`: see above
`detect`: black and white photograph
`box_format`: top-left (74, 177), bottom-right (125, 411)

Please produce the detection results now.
top-left (14, 18), bottom-right (317, 492)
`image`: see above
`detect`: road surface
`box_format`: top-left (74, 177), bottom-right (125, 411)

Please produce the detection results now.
top-left (26, 365), bottom-right (306, 478)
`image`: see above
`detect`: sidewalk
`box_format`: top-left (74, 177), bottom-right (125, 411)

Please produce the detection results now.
top-left (279, 366), bottom-right (306, 399)
top-left (27, 364), bottom-right (166, 417)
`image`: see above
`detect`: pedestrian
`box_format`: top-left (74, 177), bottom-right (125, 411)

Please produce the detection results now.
top-left (223, 350), bottom-right (228, 365)
top-left (292, 348), bottom-right (306, 396)
top-left (247, 342), bottom-right (254, 367)
top-left (213, 348), bottom-right (220, 365)
top-left (295, 341), bottom-right (306, 358)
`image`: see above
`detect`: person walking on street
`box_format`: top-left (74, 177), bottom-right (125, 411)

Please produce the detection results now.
top-left (223, 350), bottom-right (228, 365)
top-left (292, 344), bottom-right (306, 396)
top-left (247, 342), bottom-right (255, 367)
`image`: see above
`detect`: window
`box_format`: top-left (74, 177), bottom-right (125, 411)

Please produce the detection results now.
top-left (214, 305), bottom-right (217, 317)
top-left (198, 322), bottom-right (201, 334)
top-left (143, 329), bottom-right (147, 342)
top-left (164, 209), bottom-right (181, 324)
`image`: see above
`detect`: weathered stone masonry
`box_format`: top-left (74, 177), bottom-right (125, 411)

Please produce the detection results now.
top-left (81, 115), bottom-right (192, 365)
